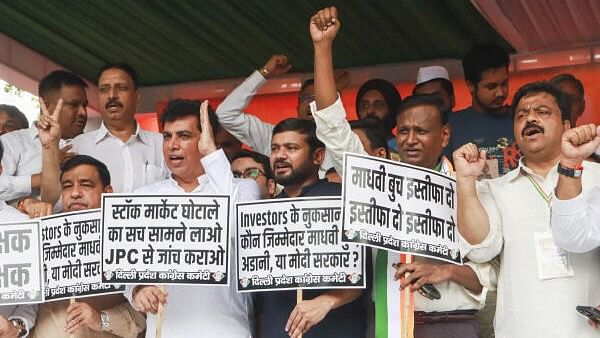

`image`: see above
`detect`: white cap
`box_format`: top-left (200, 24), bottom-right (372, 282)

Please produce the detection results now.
top-left (416, 66), bottom-right (450, 85)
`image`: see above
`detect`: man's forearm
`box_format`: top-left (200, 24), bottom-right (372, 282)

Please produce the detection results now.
top-left (314, 43), bottom-right (337, 110)
top-left (457, 177), bottom-right (491, 244)
top-left (319, 289), bottom-right (362, 310)
top-left (40, 142), bottom-right (61, 205)
top-left (555, 174), bottom-right (582, 200)
top-left (447, 265), bottom-right (483, 294)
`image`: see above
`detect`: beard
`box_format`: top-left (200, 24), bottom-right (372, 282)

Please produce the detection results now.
top-left (274, 161), bottom-right (315, 187)
top-left (474, 90), bottom-right (507, 114)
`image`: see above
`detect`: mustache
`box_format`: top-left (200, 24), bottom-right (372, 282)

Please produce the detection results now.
top-left (521, 121), bottom-right (544, 136)
top-left (273, 160), bottom-right (291, 167)
top-left (105, 97), bottom-right (123, 109)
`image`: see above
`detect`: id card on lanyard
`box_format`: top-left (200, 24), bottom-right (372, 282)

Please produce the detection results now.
top-left (526, 174), bottom-right (575, 280)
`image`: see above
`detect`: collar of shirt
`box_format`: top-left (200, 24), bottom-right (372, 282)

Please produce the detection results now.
top-left (27, 125), bottom-right (39, 140)
top-left (94, 122), bottom-right (148, 145)
top-left (166, 174), bottom-right (208, 193)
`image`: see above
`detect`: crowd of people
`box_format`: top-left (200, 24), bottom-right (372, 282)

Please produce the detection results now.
top-left (0, 6), bottom-right (599, 338)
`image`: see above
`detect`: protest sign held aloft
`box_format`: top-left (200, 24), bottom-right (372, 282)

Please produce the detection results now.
top-left (102, 194), bottom-right (230, 285)
top-left (236, 197), bottom-right (365, 292)
top-left (0, 220), bottom-right (43, 305)
top-left (342, 153), bottom-right (461, 264)
top-left (41, 209), bottom-right (124, 301)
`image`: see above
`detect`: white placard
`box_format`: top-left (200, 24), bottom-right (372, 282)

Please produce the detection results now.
top-left (102, 194), bottom-right (230, 285)
top-left (236, 197), bottom-right (365, 292)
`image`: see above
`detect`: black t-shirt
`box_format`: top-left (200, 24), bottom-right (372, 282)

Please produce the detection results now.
top-left (445, 106), bottom-right (520, 177)
top-left (255, 179), bottom-right (368, 338)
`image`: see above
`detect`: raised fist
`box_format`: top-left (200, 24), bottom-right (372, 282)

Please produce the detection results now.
top-left (453, 143), bottom-right (487, 179)
top-left (561, 124), bottom-right (600, 162)
top-left (262, 54), bottom-right (292, 78)
top-left (309, 7), bottom-right (340, 45)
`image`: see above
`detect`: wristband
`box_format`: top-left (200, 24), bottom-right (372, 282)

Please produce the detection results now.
top-left (559, 158), bottom-right (583, 170)
top-left (17, 198), bottom-right (27, 213)
top-left (557, 163), bottom-right (583, 178)
top-left (10, 318), bottom-right (26, 337)
top-left (259, 67), bottom-right (270, 78)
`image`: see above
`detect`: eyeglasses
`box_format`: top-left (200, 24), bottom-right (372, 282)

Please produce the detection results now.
top-left (232, 168), bottom-right (265, 180)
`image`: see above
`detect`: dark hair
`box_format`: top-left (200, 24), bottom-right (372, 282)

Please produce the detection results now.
top-left (300, 78), bottom-right (314, 93)
top-left (272, 118), bottom-right (324, 151)
top-left (462, 43), bottom-right (509, 85)
top-left (231, 150), bottom-right (274, 180)
top-left (349, 116), bottom-right (389, 158)
top-left (510, 81), bottom-right (571, 122)
top-left (38, 70), bottom-right (87, 99)
top-left (60, 155), bottom-right (111, 187)
top-left (550, 73), bottom-right (584, 97)
top-left (0, 104), bottom-right (28, 129)
top-left (356, 79), bottom-right (402, 132)
top-left (97, 63), bottom-right (139, 89)
top-left (161, 99), bottom-right (220, 136)
top-left (412, 78), bottom-right (455, 101)
top-left (0, 140), bottom-right (4, 162)
top-left (397, 94), bottom-right (448, 125)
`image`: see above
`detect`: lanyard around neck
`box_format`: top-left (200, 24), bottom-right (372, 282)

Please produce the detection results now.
top-left (525, 174), bottom-right (552, 208)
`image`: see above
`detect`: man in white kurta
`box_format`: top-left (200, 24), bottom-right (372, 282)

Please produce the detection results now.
top-left (455, 82), bottom-right (600, 337)
top-left (127, 99), bottom-right (260, 338)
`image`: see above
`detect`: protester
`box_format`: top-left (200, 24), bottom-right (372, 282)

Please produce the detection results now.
top-left (128, 99), bottom-right (260, 338)
top-left (0, 105), bottom-right (28, 135)
top-left (64, 63), bottom-right (166, 197)
top-left (446, 43), bottom-right (517, 177)
top-left (309, 7), bottom-right (495, 337)
top-left (412, 66), bottom-right (455, 114)
top-left (231, 150), bottom-right (276, 199)
top-left (252, 116), bottom-right (365, 338)
top-left (550, 73), bottom-right (585, 126)
top-left (215, 54), bottom-right (347, 179)
top-left (455, 81), bottom-right (600, 337)
top-left (0, 70), bottom-right (87, 203)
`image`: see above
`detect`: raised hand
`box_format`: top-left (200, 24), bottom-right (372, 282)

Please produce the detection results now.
top-left (561, 124), bottom-right (600, 162)
top-left (453, 143), bottom-right (487, 180)
top-left (310, 6), bottom-right (340, 45)
top-left (197, 100), bottom-right (217, 156)
top-left (38, 97), bottom-right (63, 147)
top-left (262, 54), bottom-right (292, 78)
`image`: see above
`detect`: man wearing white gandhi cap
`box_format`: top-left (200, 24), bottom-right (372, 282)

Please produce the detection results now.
top-left (413, 66), bottom-right (455, 114)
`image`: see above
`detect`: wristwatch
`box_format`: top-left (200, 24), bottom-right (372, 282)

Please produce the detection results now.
top-left (557, 163), bottom-right (583, 178)
top-left (10, 318), bottom-right (27, 337)
top-left (99, 311), bottom-right (110, 332)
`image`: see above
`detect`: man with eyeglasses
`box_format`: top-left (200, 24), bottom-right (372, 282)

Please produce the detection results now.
top-left (231, 150), bottom-right (276, 199)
